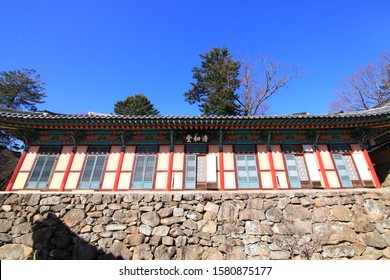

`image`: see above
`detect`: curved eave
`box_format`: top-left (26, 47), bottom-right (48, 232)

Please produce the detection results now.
top-left (0, 115), bottom-right (389, 131)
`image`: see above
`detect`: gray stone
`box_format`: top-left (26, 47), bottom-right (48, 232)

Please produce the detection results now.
top-left (152, 226), bottom-right (170, 236)
top-left (0, 233), bottom-right (12, 242)
top-left (204, 211), bottom-right (217, 221)
top-left (204, 202), bottom-right (219, 213)
top-left (363, 199), bottom-right (387, 221)
top-left (176, 236), bottom-right (187, 247)
top-left (202, 248), bottom-right (223, 260)
top-left (245, 243), bottom-right (269, 257)
top-left (40, 196), bottom-right (61, 205)
top-left (173, 208), bottom-right (185, 217)
top-left (155, 245), bottom-right (170, 260)
top-left (141, 212), bottom-right (160, 227)
top-left (162, 236), bottom-right (174, 246)
top-left (239, 209), bottom-right (265, 221)
top-left (272, 223), bottom-right (291, 235)
top-left (382, 232), bottom-right (390, 246)
top-left (125, 234), bottom-right (145, 246)
top-left (113, 231), bottom-right (127, 240)
top-left (25, 194), bottom-right (41, 206)
top-left (93, 224), bottom-right (105, 233)
top-left (361, 247), bottom-right (383, 260)
top-left (187, 211), bottom-right (203, 221)
top-left (354, 221), bottom-right (375, 233)
top-left (217, 201), bottom-right (239, 223)
top-left (11, 222), bottom-right (31, 235)
top-left (1, 205), bottom-right (11, 212)
top-left (63, 209), bottom-right (85, 228)
top-left (73, 243), bottom-right (98, 260)
top-left (161, 216), bottom-right (186, 225)
top-left (312, 207), bottom-right (329, 223)
top-left (13, 233), bottom-right (33, 247)
top-left (245, 221), bottom-right (272, 235)
top-left (277, 197), bottom-right (290, 209)
top-left (99, 231), bottom-right (113, 238)
top-left (247, 198), bottom-right (263, 209)
top-left (150, 235), bottom-right (162, 246)
top-left (270, 250), bottom-right (290, 260)
top-left (106, 224), bottom-right (127, 231)
top-left (330, 205), bottom-right (352, 222)
top-left (106, 240), bottom-right (132, 260)
top-left (322, 245), bottom-right (354, 259)
top-left (227, 251), bottom-right (246, 260)
top-left (139, 224), bottom-right (152, 236)
top-left (184, 245), bottom-right (204, 260)
top-left (266, 208), bottom-right (283, 222)
top-left (220, 224), bottom-right (244, 234)
top-left (313, 223), bottom-right (357, 245)
top-left (158, 208), bottom-right (174, 218)
top-left (0, 244), bottom-right (33, 260)
top-left (98, 238), bottom-right (114, 248)
top-left (113, 210), bottom-right (138, 223)
top-left (183, 219), bottom-right (198, 230)
top-left (201, 221), bottom-right (217, 234)
top-left (0, 220), bottom-right (12, 233)
top-left (360, 232), bottom-right (388, 249)
top-left (133, 244), bottom-right (153, 260)
top-left (283, 204), bottom-right (311, 221)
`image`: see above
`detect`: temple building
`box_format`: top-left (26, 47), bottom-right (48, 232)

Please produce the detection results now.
top-left (0, 104), bottom-right (389, 192)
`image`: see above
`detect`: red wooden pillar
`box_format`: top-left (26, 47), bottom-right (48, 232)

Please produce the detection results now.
top-left (113, 148), bottom-right (125, 191)
top-left (219, 150), bottom-right (225, 190)
top-left (60, 147), bottom-right (76, 192)
top-left (166, 149), bottom-right (174, 191)
top-left (267, 150), bottom-right (278, 190)
top-left (315, 149), bottom-right (330, 189)
top-left (6, 150), bottom-right (28, 192)
top-left (363, 149), bottom-right (381, 188)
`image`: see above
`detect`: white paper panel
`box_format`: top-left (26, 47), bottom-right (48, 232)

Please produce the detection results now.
top-left (326, 171), bottom-right (340, 188)
top-left (276, 172), bottom-right (288, 189)
top-left (261, 172), bottom-right (273, 189)
top-left (118, 173), bottom-right (131, 190)
top-left (206, 154), bottom-right (217, 183)
top-left (48, 172), bottom-right (64, 189)
top-left (13, 172), bottom-right (29, 189)
top-left (155, 172), bottom-right (168, 189)
top-left (102, 172), bottom-right (116, 189)
top-left (172, 172), bottom-right (183, 189)
top-left (224, 172), bottom-right (236, 189)
top-left (352, 153), bottom-right (372, 180)
top-left (304, 153), bottom-right (321, 181)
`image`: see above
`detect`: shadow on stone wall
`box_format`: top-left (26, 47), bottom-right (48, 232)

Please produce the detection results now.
top-left (32, 212), bottom-right (122, 260)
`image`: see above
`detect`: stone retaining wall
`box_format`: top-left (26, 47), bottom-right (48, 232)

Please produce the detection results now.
top-left (0, 190), bottom-right (389, 260)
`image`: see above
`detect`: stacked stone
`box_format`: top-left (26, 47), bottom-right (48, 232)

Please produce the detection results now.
top-left (0, 190), bottom-right (389, 260)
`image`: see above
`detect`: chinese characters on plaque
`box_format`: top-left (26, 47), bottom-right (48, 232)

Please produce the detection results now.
top-left (185, 133), bottom-right (208, 143)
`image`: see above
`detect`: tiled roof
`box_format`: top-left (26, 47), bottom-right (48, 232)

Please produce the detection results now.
top-left (1, 105), bottom-right (389, 120)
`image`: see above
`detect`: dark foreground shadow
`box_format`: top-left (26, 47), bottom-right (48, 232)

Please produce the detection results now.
top-left (32, 212), bottom-right (123, 260)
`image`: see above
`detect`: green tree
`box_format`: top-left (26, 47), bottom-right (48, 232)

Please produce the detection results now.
top-left (0, 68), bottom-right (46, 111)
top-left (0, 68), bottom-right (46, 150)
top-left (184, 47), bottom-right (241, 115)
top-left (114, 94), bottom-right (160, 116)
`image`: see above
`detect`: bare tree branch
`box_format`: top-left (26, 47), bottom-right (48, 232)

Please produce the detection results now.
top-left (238, 53), bottom-right (302, 115)
top-left (330, 52), bottom-right (390, 113)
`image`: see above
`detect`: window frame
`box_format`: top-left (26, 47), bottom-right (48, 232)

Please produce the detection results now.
top-left (132, 145), bottom-right (158, 189)
top-left (26, 153), bottom-right (58, 189)
top-left (78, 145), bottom-right (109, 190)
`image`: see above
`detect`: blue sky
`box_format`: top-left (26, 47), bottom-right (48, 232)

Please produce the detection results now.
top-left (1, 0), bottom-right (390, 116)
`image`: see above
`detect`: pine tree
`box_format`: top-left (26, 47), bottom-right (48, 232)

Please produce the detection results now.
top-left (184, 47), bottom-right (241, 115)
